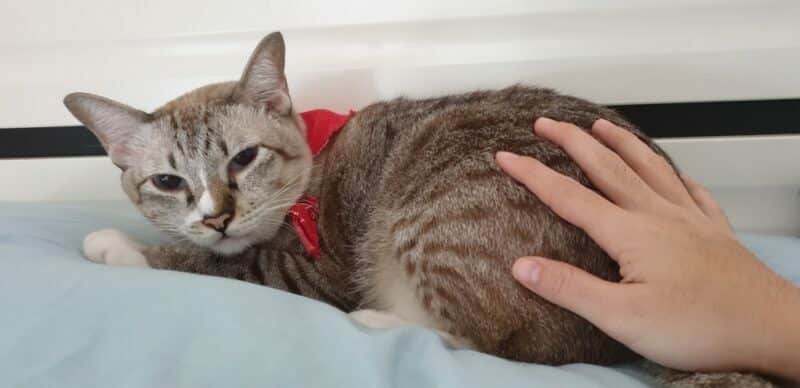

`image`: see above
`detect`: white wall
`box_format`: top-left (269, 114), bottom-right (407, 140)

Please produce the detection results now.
top-left (2, 0), bottom-right (800, 126)
top-left (1, 0), bottom-right (799, 234)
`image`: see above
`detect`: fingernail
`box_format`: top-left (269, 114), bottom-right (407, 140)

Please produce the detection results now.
top-left (513, 258), bottom-right (541, 285)
top-left (592, 118), bottom-right (614, 131)
top-left (534, 117), bottom-right (556, 130)
top-left (495, 151), bottom-right (519, 163)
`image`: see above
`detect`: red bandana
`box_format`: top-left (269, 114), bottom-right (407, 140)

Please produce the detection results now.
top-left (288, 109), bottom-right (354, 259)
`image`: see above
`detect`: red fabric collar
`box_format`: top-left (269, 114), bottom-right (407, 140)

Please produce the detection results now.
top-left (288, 109), bottom-right (354, 259)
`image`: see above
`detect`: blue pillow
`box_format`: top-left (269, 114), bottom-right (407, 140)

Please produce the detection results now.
top-left (0, 201), bottom-right (797, 388)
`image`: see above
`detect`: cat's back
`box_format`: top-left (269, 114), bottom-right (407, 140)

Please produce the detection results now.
top-left (355, 85), bottom-right (649, 186)
top-left (341, 85), bottom-right (652, 364)
top-left (363, 85), bottom-right (643, 230)
top-left (370, 85), bottom-right (637, 286)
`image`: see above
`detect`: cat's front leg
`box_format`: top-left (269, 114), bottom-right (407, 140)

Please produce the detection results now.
top-left (83, 230), bottom-right (358, 309)
top-left (83, 229), bottom-right (217, 271)
top-left (83, 228), bottom-right (150, 267)
top-left (82, 229), bottom-right (211, 270)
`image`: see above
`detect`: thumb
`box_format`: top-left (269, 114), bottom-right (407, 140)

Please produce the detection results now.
top-left (512, 257), bottom-right (625, 325)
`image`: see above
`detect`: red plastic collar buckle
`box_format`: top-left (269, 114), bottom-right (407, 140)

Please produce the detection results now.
top-left (288, 196), bottom-right (321, 260)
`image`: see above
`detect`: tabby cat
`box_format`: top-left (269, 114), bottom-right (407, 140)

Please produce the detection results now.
top-left (64, 32), bottom-right (775, 387)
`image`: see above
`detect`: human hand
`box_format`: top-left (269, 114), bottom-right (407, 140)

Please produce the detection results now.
top-left (495, 118), bottom-right (800, 379)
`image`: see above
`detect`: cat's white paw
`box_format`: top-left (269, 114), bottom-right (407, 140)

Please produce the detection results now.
top-left (83, 229), bottom-right (150, 268)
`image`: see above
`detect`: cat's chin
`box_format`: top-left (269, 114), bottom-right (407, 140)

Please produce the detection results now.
top-left (208, 236), bottom-right (253, 256)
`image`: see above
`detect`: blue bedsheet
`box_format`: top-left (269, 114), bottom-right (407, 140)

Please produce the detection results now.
top-left (1, 201), bottom-right (798, 388)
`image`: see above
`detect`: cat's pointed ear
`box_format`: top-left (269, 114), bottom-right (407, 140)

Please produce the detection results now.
top-left (63, 92), bottom-right (151, 169)
top-left (235, 31), bottom-right (292, 115)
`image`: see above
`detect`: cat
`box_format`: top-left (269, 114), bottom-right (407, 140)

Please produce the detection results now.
top-left (64, 32), bottom-right (776, 387)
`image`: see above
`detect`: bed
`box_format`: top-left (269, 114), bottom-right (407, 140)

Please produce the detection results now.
top-left (1, 201), bottom-right (798, 388)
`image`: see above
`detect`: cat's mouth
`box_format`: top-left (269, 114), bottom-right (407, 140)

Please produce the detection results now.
top-left (191, 214), bottom-right (281, 255)
top-left (213, 229), bottom-right (242, 243)
top-left (209, 233), bottom-right (253, 256)
top-left (189, 225), bottom-right (254, 256)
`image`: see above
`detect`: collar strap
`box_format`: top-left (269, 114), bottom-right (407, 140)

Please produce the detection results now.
top-left (289, 109), bottom-right (354, 259)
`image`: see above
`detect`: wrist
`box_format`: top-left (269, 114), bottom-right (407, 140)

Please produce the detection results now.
top-left (751, 278), bottom-right (800, 380)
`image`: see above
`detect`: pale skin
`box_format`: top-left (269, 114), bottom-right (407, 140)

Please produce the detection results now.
top-left (495, 118), bottom-right (800, 380)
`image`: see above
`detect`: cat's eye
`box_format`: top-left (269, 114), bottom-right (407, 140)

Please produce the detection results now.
top-left (151, 174), bottom-right (185, 191)
top-left (228, 147), bottom-right (259, 173)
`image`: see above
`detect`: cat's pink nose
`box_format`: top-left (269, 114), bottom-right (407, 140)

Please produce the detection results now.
top-left (202, 213), bottom-right (232, 232)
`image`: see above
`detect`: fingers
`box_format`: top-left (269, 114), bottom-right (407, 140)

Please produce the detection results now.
top-left (512, 257), bottom-right (628, 329)
top-left (496, 151), bottom-right (629, 251)
top-left (682, 174), bottom-right (734, 232)
top-left (591, 119), bottom-right (697, 209)
top-left (533, 118), bottom-right (656, 210)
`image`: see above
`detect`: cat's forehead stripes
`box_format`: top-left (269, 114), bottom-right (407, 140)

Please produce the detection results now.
top-left (219, 139), bottom-right (229, 156)
top-left (168, 153), bottom-right (177, 169)
top-left (163, 105), bottom-right (228, 161)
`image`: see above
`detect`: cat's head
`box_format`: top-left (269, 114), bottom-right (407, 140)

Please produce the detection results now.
top-left (64, 32), bottom-right (312, 255)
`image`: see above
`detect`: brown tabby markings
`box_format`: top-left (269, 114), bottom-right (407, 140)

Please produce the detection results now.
top-left (340, 86), bottom-right (650, 365)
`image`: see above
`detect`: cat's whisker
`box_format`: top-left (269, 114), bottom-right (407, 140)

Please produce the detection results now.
top-left (260, 174), bottom-right (304, 203)
top-left (237, 195), bottom-right (298, 225)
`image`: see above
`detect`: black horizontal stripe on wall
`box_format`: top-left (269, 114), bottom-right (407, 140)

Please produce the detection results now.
top-left (0, 126), bottom-right (105, 158)
top-left (1, 98), bottom-right (798, 159)
top-left (612, 98), bottom-right (800, 138)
